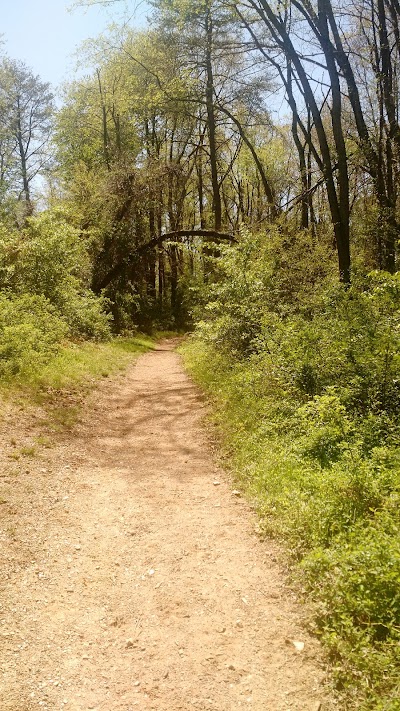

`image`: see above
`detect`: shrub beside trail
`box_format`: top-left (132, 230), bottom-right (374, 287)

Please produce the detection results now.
top-left (0, 211), bottom-right (111, 382)
top-left (181, 229), bottom-right (400, 711)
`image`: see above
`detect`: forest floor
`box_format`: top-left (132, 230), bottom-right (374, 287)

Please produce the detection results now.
top-left (0, 340), bottom-right (333, 711)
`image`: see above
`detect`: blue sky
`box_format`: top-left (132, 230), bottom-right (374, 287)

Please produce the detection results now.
top-left (0, 0), bottom-right (149, 91)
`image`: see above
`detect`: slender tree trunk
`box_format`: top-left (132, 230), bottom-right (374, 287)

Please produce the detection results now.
top-left (240, 5), bottom-right (350, 280)
top-left (148, 252), bottom-right (156, 301)
top-left (96, 69), bottom-right (110, 170)
top-left (287, 62), bottom-right (309, 229)
top-left (217, 103), bottom-right (277, 217)
top-left (205, 6), bottom-right (222, 231)
top-left (169, 244), bottom-right (178, 316)
top-left (277, 10), bottom-right (350, 281)
top-left (112, 108), bottom-right (122, 156)
top-left (16, 101), bottom-right (33, 218)
top-left (307, 136), bottom-right (317, 239)
top-left (196, 131), bottom-right (206, 228)
top-left (318, 0), bottom-right (351, 282)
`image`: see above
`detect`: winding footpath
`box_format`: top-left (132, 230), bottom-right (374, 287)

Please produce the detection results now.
top-left (0, 341), bottom-right (331, 710)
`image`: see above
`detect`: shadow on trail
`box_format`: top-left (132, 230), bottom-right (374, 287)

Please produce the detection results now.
top-left (86, 348), bottom-right (211, 483)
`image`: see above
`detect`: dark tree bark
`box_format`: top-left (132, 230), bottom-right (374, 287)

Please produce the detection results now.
top-left (205, 5), bottom-right (222, 231)
top-left (196, 129), bottom-right (207, 228)
top-left (15, 98), bottom-right (33, 217)
top-left (242, 0), bottom-right (352, 282)
top-left (96, 68), bottom-right (111, 170)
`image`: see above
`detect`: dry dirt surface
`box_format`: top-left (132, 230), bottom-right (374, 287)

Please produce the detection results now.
top-left (0, 340), bottom-right (333, 711)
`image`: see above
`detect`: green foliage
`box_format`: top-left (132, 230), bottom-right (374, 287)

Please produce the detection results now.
top-left (53, 16), bottom-right (280, 333)
top-left (0, 293), bottom-right (67, 379)
top-left (27, 336), bottom-right (155, 392)
top-left (192, 227), bottom-right (336, 356)
top-left (304, 520), bottom-right (400, 708)
top-left (296, 393), bottom-right (354, 466)
top-left (182, 229), bottom-right (400, 710)
top-left (0, 211), bottom-right (111, 341)
top-left (0, 210), bottom-right (112, 382)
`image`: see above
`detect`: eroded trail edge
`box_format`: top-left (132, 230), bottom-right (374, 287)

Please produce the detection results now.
top-left (1, 341), bottom-right (330, 710)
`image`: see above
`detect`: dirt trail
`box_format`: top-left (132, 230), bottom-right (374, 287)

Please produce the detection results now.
top-left (0, 341), bottom-right (331, 711)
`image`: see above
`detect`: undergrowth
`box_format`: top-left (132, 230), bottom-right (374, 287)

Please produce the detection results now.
top-left (0, 336), bottom-right (155, 429)
top-left (181, 228), bottom-right (400, 711)
top-left (26, 336), bottom-right (155, 391)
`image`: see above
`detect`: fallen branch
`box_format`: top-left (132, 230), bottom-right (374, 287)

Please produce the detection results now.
top-left (93, 229), bottom-right (236, 292)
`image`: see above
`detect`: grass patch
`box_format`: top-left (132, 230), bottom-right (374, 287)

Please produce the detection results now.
top-left (24, 336), bottom-right (155, 391)
top-left (0, 335), bottom-right (155, 429)
top-left (19, 446), bottom-right (36, 457)
top-left (11, 335), bottom-right (153, 390)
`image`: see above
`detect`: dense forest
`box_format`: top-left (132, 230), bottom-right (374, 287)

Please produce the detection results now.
top-left (1, 0), bottom-right (400, 708)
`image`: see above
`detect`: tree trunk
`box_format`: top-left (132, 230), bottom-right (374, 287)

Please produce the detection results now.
top-left (196, 131), bottom-right (206, 228)
top-left (96, 69), bottom-right (110, 170)
top-left (16, 101), bottom-right (33, 219)
top-left (205, 6), bottom-right (222, 231)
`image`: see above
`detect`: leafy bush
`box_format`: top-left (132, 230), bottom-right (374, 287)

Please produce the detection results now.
top-left (0, 293), bottom-right (67, 379)
top-left (182, 228), bottom-right (400, 709)
top-left (0, 211), bottom-right (111, 339)
top-left (304, 520), bottom-right (400, 709)
top-left (192, 227), bottom-right (336, 356)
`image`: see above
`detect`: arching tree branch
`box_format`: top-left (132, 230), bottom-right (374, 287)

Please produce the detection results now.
top-left (93, 229), bottom-right (236, 292)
